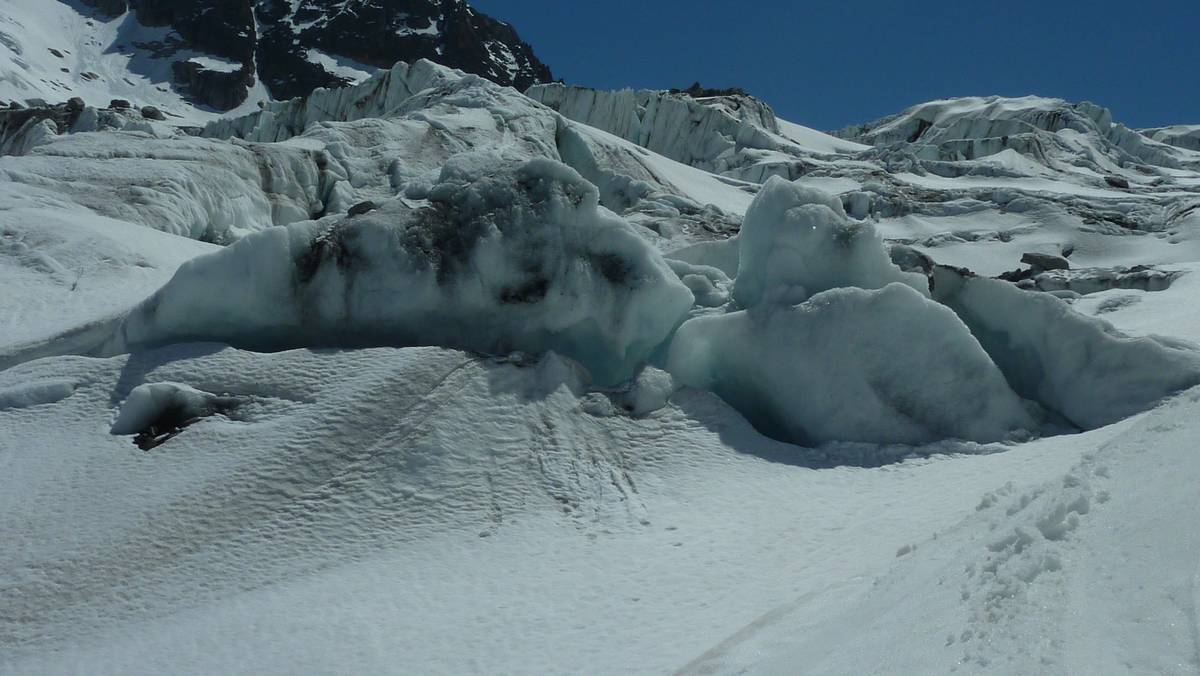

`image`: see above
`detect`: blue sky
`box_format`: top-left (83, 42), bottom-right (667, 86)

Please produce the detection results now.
top-left (471, 0), bottom-right (1200, 131)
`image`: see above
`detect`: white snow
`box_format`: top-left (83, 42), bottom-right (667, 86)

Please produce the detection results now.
top-left (0, 183), bottom-right (217, 362)
top-left (303, 48), bottom-right (379, 84)
top-left (485, 40), bottom-right (519, 79)
top-left (6, 339), bottom-right (1199, 674)
top-left (690, 386), bottom-right (1200, 673)
top-left (184, 56), bottom-right (241, 74)
top-left (776, 117), bottom-right (870, 154)
top-left (0, 376), bottom-right (76, 410)
top-left (0, 132), bottom-right (308, 240)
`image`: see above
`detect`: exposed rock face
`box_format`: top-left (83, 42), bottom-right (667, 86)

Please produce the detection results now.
top-left (79, 0), bottom-right (128, 15)
top-left (140, 105), bottom-right (165, 120)
top-left (171, 60), bottom-right (255, 112)
top-left (80, 0), bottom-right (552, 111)
top-left (670, 82), bottom-right (751, 99)
top-left (0, 102), bottom-right (85, 154)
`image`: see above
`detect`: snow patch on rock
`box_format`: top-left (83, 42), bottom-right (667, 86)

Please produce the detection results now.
top-left (110, 381), bottom-right (230, 437)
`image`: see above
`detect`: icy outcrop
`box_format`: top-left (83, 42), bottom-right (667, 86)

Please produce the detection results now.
top-left (0, 117), bottom-right (58, 157)
top-left (664, 177), bottom-right (1200, 444)
top-left (202, 61), bottom-right (750, 249)
top-left (839, 96), bottom-right (1105, 147)
top-left (203, 60), bottom-right (462, 143)
top-left (1009, 265), bottom-right (1183, 296)
top-left (932, 267), bottom-right (1200, 429)
top-left (733, 177), bottom-right (927, 308)
top-left (528, 83), bottom-right (817, 181)
top-left (668, 283), bottom-right (1035, 445)
top-left (0, 101), bottom-right (175, 157)
top-left (0, 131), bottom-right (327, 240)
top-left (0, 59), bottom-right (752, 260)
top-left (838, 96), bottom-right (1192, 172)
top-left (111, 381), bottom-right (236, 449)
top-left (666, 181), bottom-right (1031, 445)
top-left (665, 236), bottom-right (741, 278)
top-left (1142, 124), bottom-right (1200, 152)
top-left (104, 155), bottom-right (694, 385)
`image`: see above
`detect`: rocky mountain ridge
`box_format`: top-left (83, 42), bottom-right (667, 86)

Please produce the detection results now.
top-left (46, 0), bottom-right (552, 111)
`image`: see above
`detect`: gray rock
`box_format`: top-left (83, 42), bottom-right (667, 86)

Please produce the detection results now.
top-left (109, 99), bottom-right (131, 110)
top-left (888, 243), bottom-right (935, 275)
top-left (348, 200), bottom-right (378, 217)
top-left (1021, 252), bottom-right (1070, 272)
top-left (140, 105), bottom-right (165, 120)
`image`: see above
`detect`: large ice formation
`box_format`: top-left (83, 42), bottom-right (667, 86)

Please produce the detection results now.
top-left (668, 283), bottom-right (1036, 445)
top-left (732, 176), bottom-right (928, 308)
top-left (668, 182), bottom-right (1035, 445)
top-left (103, 154), bottom-right (694, 386)
top-left (932, 267), bottom-right (1200, 429)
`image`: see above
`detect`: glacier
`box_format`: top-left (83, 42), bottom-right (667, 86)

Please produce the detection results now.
top-left (3, 22), bottom-right (1200, 675)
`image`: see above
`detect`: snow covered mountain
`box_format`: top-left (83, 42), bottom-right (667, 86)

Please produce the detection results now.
top-left (0, 0), bottom-right (550, 118)
top-left (3, 38), bottom-right (1200, 675)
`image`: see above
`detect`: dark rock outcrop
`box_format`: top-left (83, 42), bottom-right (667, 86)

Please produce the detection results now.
top-left (171, 60), bottom-right (254, 112)
top-left (80, 0), bottom-right (552, 112)
top-left (670, 82), bottom-right (751, 99)
top-left (0, 102), bottom-right (83, 136)
top-left (79, 0), bottom-right (128, 16)
top-left (1021, 252), bottom-right (1071, 272)
top-left (348, 200), bottom-right (379, 216)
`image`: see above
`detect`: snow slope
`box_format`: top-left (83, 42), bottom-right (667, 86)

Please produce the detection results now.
top-left (686, 387), bottom-right (1200, 674)
top-left (0, 182), bottom-right (217, 364)
top-left (0, 343), bottom-right (1188, 675)
top-left (0, 0), bottom-right (270, 122)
